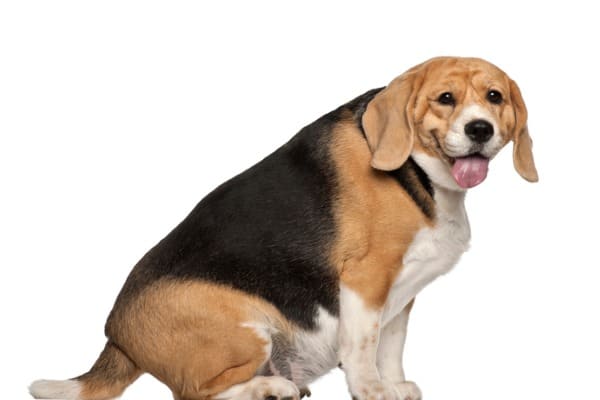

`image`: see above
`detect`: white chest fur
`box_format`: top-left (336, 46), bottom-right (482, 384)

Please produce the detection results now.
top-left (382, 186), bottom-right (471, 326)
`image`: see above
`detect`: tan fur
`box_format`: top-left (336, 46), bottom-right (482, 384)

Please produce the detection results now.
top-left (77, 343), bottom-right (142, 400)
top-left (509, 79), bottom-right (538, 181)
top-left (333, 57), bottom-right (537, 310)
top-left (417, 58), bottom-right (506, 158)
top-left (330, 120), bottom-right (431, 308)
top-left (364, 57), bottom-right (538, 181)
top-left (105, 280), bottom-right (293, 400)
top-left (362, 67), bottom-right (424, 171)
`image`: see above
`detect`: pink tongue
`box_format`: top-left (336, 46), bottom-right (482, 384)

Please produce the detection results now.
top-left (451, 155), bottom-right (490, 188)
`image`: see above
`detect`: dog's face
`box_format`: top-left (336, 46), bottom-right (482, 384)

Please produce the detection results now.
top-left (363, 57), bottom-right (538, 189)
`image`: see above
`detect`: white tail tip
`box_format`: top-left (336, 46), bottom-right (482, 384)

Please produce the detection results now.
top-left (29, 379), bottom-right (81, 399)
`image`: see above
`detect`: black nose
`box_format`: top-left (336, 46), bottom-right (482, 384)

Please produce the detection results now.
top-left (464, 119), bottom-right (493, 143)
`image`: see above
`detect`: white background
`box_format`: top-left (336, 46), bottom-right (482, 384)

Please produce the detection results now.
top-left (1, 1), bottom-right (599, 399)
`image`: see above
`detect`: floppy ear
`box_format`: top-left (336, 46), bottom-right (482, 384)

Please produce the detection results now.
top-left (510, 79), bottom-right (539, 182)
top-left (362, 70), bottom-right (423, 171)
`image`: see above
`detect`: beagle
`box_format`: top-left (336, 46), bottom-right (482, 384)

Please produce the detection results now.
top-left (30, 57), bottom-right (537, 400)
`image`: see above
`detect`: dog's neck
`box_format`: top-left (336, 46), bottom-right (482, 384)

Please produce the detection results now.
top-left (412, 151), bottom-right (467, 193)
top-left (432, 184), bottom-right (467, 217)
top-left (411, 151), bottom-right (468, 223)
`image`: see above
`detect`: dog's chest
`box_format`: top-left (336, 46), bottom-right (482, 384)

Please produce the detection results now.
top-left (383, 189), bottom-right (471, 324)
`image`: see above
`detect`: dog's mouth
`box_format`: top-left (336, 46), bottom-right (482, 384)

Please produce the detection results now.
top-left (430, 132), bottom-right (490, 189)
top-left (450, 153), bottom-right (490, 189)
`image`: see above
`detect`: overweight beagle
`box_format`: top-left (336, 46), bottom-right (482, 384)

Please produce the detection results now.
top-left (30, 57), bottom-right (537, 400)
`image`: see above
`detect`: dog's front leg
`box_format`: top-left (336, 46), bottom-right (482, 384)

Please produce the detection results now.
top-left (339, 284), bottom-right (402, 400)
top-left (377, 300), bottom-right (422, 400)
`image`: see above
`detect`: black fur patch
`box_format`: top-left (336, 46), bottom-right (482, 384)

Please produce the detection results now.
top-left (111, 100), bottom-right (355, 330)
top-left (387, 159), bottom-right (435, 220)
top-left (107, 88), bottom-right (432, 332)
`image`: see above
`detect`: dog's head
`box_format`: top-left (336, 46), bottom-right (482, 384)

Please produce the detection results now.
top-left (363, 57), bottom-right (538, 189)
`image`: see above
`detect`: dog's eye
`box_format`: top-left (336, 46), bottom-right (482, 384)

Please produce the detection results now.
top-left (438, 92), bottom-right (455, 106)
top-left (486, 90), bottom-right (503, 104)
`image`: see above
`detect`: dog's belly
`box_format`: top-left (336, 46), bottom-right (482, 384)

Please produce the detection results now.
top-left (263, 307), bottom-right (339, 387)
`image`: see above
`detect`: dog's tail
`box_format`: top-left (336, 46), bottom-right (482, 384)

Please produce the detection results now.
top-left (29, 342), bottom-right (141, 400)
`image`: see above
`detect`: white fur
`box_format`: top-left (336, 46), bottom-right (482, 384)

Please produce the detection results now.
top-left (377, 305), bottom-right (410, 383)
top-left (377, 306), bottom-right (423, 398)
top-left (214, 375), bottom-right (300, 400)
top-left (394, 381), bottom-right (423, 400)
top-left (290, 307), bottom-right (339, 385)
top-left (337, 188), bottom-right (470, 399)
top-left (381, 179), bottom-right (470, 327)
top-left (339, 285), bottom-right (401, 399)
top-left (481, 119), bottom-right (506, 160)
top-left (29, 379), bottom-right (82, 400)
top-left (365, 171), bottom-right (470, 400)
top-left (444, 103), bottom-right (506, 162)
top-left (412, 151), bottom-right (463, 191)
top-left (338, 285), bottom-right (381, 379)
top-left (243, 307), bottom-right (338, 388)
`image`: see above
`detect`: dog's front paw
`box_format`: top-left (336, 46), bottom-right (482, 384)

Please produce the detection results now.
top-left (350, 379), bottom-right (399, 400)
top-left (350, 380), bottom-right (422, 400)
top-left (393, 381), bottom-right (421, 400)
